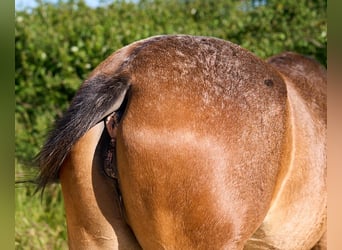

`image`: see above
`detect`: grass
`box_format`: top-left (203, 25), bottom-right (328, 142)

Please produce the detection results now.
top-left (15, 163), bottom-right (68, 249)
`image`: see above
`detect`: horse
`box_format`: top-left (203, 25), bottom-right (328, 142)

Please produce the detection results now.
top-left (36, 35), bottom-right (326, 249)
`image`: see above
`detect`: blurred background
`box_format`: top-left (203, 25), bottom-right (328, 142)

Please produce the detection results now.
top-left (15, 0), bottom-right (327, 248)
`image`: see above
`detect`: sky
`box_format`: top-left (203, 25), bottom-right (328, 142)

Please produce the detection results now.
top-left (15, 0), bottom-right (102, 10)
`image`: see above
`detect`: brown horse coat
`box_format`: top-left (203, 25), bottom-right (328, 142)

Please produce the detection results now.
top-left (37, 35), bottom-right (326, 249)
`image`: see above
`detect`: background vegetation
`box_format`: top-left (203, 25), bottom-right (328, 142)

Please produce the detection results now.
top-left (15, 0), bottom-right (326, 248)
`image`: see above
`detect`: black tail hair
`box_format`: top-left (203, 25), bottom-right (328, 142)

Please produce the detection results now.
top-left (36, 74), bottom-right (130, 192)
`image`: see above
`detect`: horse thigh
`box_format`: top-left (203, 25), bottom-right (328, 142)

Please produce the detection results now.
top-left (116, 128), bottom-right (277, 249)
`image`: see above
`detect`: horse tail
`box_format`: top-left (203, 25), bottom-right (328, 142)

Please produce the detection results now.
top-left (36, 73), bottom-right (130, 192)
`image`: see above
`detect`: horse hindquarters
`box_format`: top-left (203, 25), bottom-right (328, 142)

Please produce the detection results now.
top-left (39, 36), bottom-right (326, 249)
top-left (113, 36), bottom-right (290, 249)
top-left (247, 53), bottom-right (327, 249)
top-left (246, 86), bottom-right (327, 249)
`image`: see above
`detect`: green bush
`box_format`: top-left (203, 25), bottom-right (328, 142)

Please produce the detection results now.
top-left (15, 169), bottom-right (67, 249)
top-left (15, 0), bottom-right (326, 248)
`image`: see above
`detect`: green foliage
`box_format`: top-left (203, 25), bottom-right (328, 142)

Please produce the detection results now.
top-left (15, 164), bottom-right (67, 249)
top-left (15, 0), bottom-right (326, 248)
